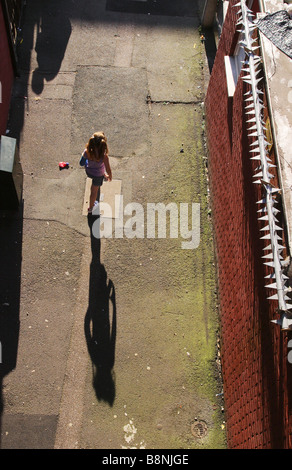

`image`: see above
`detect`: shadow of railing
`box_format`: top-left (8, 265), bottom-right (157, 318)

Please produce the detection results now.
top-left (0, 203), bottom-right (23, 447)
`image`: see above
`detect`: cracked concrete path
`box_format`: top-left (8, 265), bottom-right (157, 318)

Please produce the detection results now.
top-left (0, 0), bottom-right (226, 449)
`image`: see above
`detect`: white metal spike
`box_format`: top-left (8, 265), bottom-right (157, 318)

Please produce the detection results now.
top-left (250, 156), bottom-right (262, 161)
top-left (253, 170), bottom-right (263, 177)
top-left (277, 244), bottom-right (286, 250)
top-left (268, 282), bottom-right (288, 290)
top-left (271, 319), bottom-right (282, 325)
top-left (238, 0), bottom-right (289, 317)
top-left (266, 273), bottom-right (289, 280)
top-left (262, 253), bottom-right (274, 260)
top-left (260, 234), bottom-right (271, 240)
top-left (267, 294), bottom-right (278, 300)
top-left (265, 283), bottom-right (279, 289)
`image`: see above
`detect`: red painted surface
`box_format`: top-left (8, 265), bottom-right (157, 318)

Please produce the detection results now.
top-left (0, 3), bottom-right (15, 136)
top-left (205, 0), bottom-right (292, 449)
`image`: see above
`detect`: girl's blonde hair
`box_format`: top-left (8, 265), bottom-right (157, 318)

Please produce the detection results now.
top-left (86, 131), bottom-right (108, 161)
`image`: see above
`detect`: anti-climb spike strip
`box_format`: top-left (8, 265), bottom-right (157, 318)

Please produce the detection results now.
top-left (237, 0), bottom-right (292, 325)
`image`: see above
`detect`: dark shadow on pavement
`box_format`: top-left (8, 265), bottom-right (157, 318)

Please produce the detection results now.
top-left (201, 27), bottom-right (217, 74)
top-left (8, 0), bottom-right (200, 144)
top-left (31, 2), bottom-right (72, 95)
top-left (0, 204), bottom-right (23, 447)
top-left (84, 216), bottom-right (117, 407)
top-left (7, 0), bottom-right (72, 142)
top-left (106, 0), bottom-right (197, 17)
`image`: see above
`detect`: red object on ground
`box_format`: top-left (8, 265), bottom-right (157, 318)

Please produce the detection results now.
top-left (59, 162), bottom-right (69, 170)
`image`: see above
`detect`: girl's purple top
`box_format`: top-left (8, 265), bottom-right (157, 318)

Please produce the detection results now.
top-left (82, 150), bottom-right (105, 177)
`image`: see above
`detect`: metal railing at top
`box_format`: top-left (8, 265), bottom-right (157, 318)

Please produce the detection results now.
top-left (235, 0), bottom-right (292, 329)
top-left (3, 0), bottom-right (23, 45)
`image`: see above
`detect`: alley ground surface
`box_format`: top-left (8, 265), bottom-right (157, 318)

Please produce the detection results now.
top-left (0, 0), bottom-right (226, 450)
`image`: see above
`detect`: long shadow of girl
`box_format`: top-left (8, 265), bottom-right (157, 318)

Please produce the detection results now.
top-left (84, 217), bottom-right (116, 406)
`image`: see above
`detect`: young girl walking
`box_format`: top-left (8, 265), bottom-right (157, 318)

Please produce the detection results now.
top-left (80, 132), bottom-right (112, 214)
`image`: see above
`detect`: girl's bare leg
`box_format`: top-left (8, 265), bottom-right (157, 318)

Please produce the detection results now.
top-left (89, 184), bottom-right (99, 210)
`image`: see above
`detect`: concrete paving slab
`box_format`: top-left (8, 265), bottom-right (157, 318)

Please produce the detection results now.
top-left (82, 178), bottom-right (122, 218)
top-left (144, 25), bottom-right (203, 103)
top-left (71, 66), bottom-right (150, 158)
top-left (100, 180), bottom-right (122, 218)
top-left (22, 171), bottom-right (89, 236)
top-left (1, 413), bottom-right (58, 449)
top-left (9, 93), bottom-right (73, 179)
top-left (44, 22), bottom-right (117, 71)
top-left (54, 241), bottom-right (93, 449)
top-left (82, 177), bottom-right (93, 217)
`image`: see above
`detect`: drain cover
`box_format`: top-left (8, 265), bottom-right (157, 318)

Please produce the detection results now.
top-left (191, 420), bottom-right (208, 439)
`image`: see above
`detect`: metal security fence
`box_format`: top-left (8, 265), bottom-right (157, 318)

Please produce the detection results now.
top-left (2, 0), bottom-right (23, 45)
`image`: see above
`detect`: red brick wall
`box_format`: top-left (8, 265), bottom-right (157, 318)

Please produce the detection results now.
top-left (205, 0), bottom-right (292, 449)
top-left (0, 3), bottom-right (15, 136)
